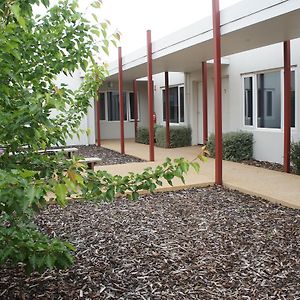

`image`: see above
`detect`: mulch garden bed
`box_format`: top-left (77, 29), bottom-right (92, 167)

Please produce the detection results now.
top-left (76, 145), bottom-right (145, 166)
top-left (241, 159), bottom-right (285, 172)
top-left (0, 186), bottom-right (299, 299)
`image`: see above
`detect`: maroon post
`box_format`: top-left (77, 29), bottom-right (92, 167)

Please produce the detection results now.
top-left (164, 72), bottom-right (170, 148)
top-left (118, 47), bottom-right (125, 154)
top-left (96, 93), bottom-right (101, 146)
top-left (283, 40), bottom-right (291, 173)
top-left (147, 30), bottom-right (155, 161)
top-left (202, 61), bottom-right (208, 144)
top-left (133, 79), bottom-right (138, 140)
top-left (212, 0), bottom-right (223, 185)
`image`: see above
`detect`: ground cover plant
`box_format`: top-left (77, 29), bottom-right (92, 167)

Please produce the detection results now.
top-left (0, 186), bottom-right (299, 299)
top-left (0, 0), bottom-right (201, 273)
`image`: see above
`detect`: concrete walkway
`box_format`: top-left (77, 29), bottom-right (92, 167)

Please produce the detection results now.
top-left (97, 140), bottom-right (300, 209)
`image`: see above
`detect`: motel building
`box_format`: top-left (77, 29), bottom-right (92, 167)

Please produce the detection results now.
top-left (65, 0), bottom-right (300, 185)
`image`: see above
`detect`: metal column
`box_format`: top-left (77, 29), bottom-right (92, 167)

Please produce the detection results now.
top-left (202, 62), bottom-right (208, 144)
top-left (133, 80), bottom-right (138, 140)
top-left (283, 40), bottom-right (291, 173)
top-left (118, 47), bottom-right (125, 154)
top-left (212, 0), bottom-right (223, 185)
top-left (147, 30), bottom-right (155, 161)
top-left (165, 72), bottom-right (170, 148)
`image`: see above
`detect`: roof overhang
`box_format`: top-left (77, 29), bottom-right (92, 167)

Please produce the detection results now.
top-left (107, 0), bottom-right (300, 82)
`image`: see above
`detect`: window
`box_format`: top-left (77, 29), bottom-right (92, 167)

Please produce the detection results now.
top-left (129, 92), bottom-right (139, 121)
top-left (107, 92), bottom-right (127, 121)
top-left (99, 92), bottom-right (106, 120)
top-left (243, 70), bottom-right (296, 129)
top-left (163, 85), bottom-right (185, 123)
top-left (257, 71), bottom-right (281, 129)
top-left (243, 77), bottom-right (253, 126)
top-left (291, 71), bottom-right (296, 127)
top-left (180, 86), bottom-right (184, 122)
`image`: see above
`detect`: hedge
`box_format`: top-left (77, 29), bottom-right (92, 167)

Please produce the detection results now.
top-left (136, 125), bottom-right (163, 145)
top-left (136, 127), bottom-right (149, 144)
top-left (136, 125), bottom-right (192, 148)
top-left (155, 126), bottom-right (192, 148)
top-left (291, 141), bottom-right (300, 174)
top-left (207, 131), bottom-right (253, 162)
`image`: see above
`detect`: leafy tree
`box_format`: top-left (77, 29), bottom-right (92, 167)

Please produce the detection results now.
top-left (0, 0), bottom-right (202, 273)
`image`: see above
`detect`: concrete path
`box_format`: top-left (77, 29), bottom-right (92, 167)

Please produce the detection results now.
top-left (97, 140), bottom-right (300, 209)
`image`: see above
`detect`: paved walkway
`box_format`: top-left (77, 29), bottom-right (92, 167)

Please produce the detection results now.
top-left (97, 140), bottom-right (300, 209)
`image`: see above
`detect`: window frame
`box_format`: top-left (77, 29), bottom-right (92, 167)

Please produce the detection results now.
top-left (242, 68), bottom-right (297, 131)
top-left (98, 91), bottom-right (139, 123)
top-left (162, 84), bottom-right (185, 125)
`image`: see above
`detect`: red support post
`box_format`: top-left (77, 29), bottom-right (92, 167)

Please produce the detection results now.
top-left (147, 30), bottom-right (155, 161)
top-left (165, 72), bottom-right (170, 148)
top-left (202, 61), bottom-right (208, 144)
top-left (96, 92), bottom-right (101, 146)
top-left (284, 40), bottom-right (291, 173)
top-left (212, 0), bottom-right (223, 185)
top-left (133, 80), bottom-right (138, 140)
top-left (118, 47), bottom-right (125, 154)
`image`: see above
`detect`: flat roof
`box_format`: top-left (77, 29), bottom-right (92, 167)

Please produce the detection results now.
top-left (107, 0), bottom-right (300, 82)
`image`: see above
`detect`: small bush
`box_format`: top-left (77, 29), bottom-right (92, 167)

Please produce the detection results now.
top-left (136, 127), bottom-right (149, 144)
top-left (155, 126), bottom-right (192, 148)
top-left (291, 141), bottom-right (300, 174)
top-left (207, 131), bottom-right (253, 162)
top-left (136, 125), bottom-right (163, 145)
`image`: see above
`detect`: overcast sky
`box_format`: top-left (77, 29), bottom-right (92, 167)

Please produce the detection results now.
top-left (36, 0), bottom-right (242, 61)
top-left (97, 0), bottom-right (242, 61)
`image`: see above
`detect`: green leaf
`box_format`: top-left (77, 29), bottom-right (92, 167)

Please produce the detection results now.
top-left (55, 184), bottom-right (67, 207)
top-left (190, 162), bottom-right (200, 173)
top-left (92, 13), bottom-right (98, 23)
top-left (10, 4), bottom-right (27, 31)
top-left (91, 1), bottom-right (102, 9)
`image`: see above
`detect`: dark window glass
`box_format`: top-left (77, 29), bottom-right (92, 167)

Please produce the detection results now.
top-left (107, 92), bottom-right (127, 121)
top-left (244, 77), bottom-right (253, 126)
top-left (163, 86), bottom-right (183, 123)
top-left (291, 71), bottom-right (295, 128)
top-left (257, 71), bottom-right (281, 128)
top-left (180, 87), bottom-right (184, 122)
top-left (266, 91), bottom-right (273, 117)
top-left (163, 89), bottom-right (166, 122)
top-left (129, 92), bottom-right (137, 120)
top-left (99, 92), bottom-right (106, 120)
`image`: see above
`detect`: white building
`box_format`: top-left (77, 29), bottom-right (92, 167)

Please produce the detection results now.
top-left (67, 0), bottom-right (300, 165)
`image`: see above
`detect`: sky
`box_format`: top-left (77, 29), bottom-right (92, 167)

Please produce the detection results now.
top-left (36, 0), bottom-right (242, 62)
top-left (97, 0), bottom-right (242, 61)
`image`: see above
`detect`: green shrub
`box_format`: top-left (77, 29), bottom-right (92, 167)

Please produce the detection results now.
top-left (291, 141), bottom-right (300, 174)
top-left (136, 127), bottom-right (149, 144)
top-left (207, 131), bottom-right (253, 162)
top-left (155, 126), bottom-right (192, 148)
top-left (136, 125), bottom-right (164, 145)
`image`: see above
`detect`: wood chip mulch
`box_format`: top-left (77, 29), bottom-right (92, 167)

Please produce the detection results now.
top-left (0, 186), bottom-right (299, 300)
top-left (242, 159), bottom-right (284, 172)
top-left (76, 145), bottom-right (145, 166)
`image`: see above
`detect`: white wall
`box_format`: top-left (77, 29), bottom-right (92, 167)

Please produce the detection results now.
top-left (188, 65), bottom-right (230, 145)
